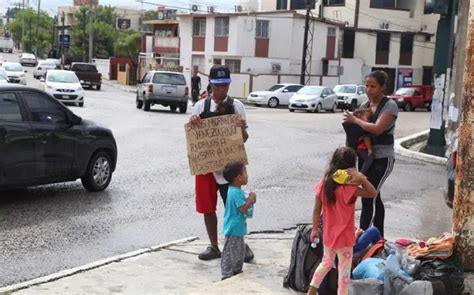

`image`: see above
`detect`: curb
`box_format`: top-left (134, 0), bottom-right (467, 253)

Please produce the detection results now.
top-left (0, 236), bottom-right (198, 294)
top-left (395, 130), bottom-right (447, 166)
top-left (102, 80), bottom-right (137, 93)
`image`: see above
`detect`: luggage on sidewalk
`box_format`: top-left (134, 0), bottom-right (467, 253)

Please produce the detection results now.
top-left (349, 279), bottom-right (383, 295)
top-left (413, 259), bottom-right (465, 295)
top-left (283, 224), bottom-right (336, 293)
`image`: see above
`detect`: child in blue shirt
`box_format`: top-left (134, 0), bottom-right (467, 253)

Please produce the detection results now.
top-left (221, 161), bottom-right (256, 280)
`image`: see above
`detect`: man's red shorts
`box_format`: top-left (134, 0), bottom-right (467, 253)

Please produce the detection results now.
top-left (195, 173), bottom-right (219, 214)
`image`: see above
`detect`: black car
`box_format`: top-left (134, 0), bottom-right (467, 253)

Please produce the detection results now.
top-left (0, 85), bottom-right (117, 191)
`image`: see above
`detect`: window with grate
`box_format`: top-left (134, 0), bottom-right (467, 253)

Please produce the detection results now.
top-left (256, 20), bottom-right (270, 39)
top-left (215, 17), bottom-right (229, 37)
top-left (225, 59), bottom-right (241, 73)
top-left (376, 32), bottom-right (390, 64)
top-left (193, 18), bottom-right (206, 37)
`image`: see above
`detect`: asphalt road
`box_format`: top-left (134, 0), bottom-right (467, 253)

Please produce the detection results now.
top-left (0, 52), bottom-right (452, 287)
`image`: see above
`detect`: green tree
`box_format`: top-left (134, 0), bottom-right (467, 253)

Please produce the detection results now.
top-left (114, 31), bottom-right (142, 65)
top-left (7, 8), bottom-right (53, 57)
top-left (69, 5), bottom-right (117, 61)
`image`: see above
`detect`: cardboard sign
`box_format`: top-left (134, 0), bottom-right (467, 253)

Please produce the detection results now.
top-left (185, 114), bottom-right (248, 175)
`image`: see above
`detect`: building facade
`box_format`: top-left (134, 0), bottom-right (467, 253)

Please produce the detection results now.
top-left (179, 10), bottom-right (343, 97)
top-left (260, 0), bottom-right (439, 93)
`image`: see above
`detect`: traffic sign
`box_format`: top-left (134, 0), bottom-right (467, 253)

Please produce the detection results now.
top-left (59, 34), bottom-right (71, 45)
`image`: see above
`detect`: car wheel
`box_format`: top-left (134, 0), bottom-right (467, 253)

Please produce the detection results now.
top-left (144, 100), bottom-right (151, 111)
top-left (136, 95), bottom-right (143, 109)
top-left (81, 151), bottom-right (113, 192)
top-left (349, 100), bottom-right (358, 111)
top-left (267, 97), bottom-right (279, 108)
top-left (330, 103), bottom-right (337, 113)
top-left (404, 102), bottom-right (414, 112)
top-left (179, 103), bottom-right (187, 114)
top-left (315, 103), bottom-right (322, 113)
top-left (289, 109), bottom-right (295, 112)
top-left (170, 105), bottom-right (177, 112)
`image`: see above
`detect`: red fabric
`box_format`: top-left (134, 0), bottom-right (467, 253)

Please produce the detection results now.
top-left (195, 173), bottom-right (218, 214)
top-left (315, 180), bottom-right (358, 249)
top-left (357, 136), bottom-right (368, 150)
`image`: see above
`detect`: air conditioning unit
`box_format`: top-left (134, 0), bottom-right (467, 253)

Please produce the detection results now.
top-left (379, 22), bottom-right (390, 30)
top-left (271, 63), bottom-right (281, 73)
top-left (208, 6), bottom-right (215, 13)
top-left (235, 5), bottom-right (243, 12)
top-left (191, 4), bottom-right (200, 12)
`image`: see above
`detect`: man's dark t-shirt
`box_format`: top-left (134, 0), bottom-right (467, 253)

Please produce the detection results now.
top-left (191, 76), bottom-right (201, 90)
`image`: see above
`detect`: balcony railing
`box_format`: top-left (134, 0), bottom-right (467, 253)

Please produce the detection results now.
top-left (154, 37), bottom-right (179, 48)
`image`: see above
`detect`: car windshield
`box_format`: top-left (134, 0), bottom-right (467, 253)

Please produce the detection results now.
top-left (72, 64), bottom-right (98, 72)
top-left (395, 88), bottom-right (415, 95)
top-left (23, 54), bottom-right (35, 59)
top-left (47, 72), bottom-right (79, 83)
top-left (152, 73), bottom-right (186, 85)
top-left (39, 62), bottom-right (55, 67)
top-left (46, 59), bottom-right (59, 64)
top-left (4, 63), bottom-right (23, 71)
top-left (268, 84), bottom-right (284, 91)
top-left (334, 85), bottom-right (357, 93)
top-left (298, 87), bottom-right (323, 95)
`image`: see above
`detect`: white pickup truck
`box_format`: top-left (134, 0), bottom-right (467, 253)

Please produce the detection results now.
top-left (0, 38), bottom-right (14, 53)
top-left (334, 84), bottom-right (368, 111)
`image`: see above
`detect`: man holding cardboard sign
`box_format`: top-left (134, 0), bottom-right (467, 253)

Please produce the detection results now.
top-left (188, 65), bottom-right (249, 261)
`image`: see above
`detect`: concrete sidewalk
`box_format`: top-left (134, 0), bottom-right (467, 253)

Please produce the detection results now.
top-left (3, 231), bottom-right (297, 294)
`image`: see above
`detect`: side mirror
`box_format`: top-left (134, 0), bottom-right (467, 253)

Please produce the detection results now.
top-left (40, 77), bottom-right (45, 82)
top-left (282, 89), bottom-right (289, 93)
top-left (321, 94), bottom-right (327, 98)
top-left (24, 70), bottom-right (27, 73)
top-left (71, 114), bottom-right (82, 125)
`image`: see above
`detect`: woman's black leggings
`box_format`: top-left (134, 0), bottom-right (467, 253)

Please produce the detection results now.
top-left (358, 157), bottom-right (395, 237)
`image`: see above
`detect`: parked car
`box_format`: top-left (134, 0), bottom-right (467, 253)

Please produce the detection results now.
top-left (0, 68), bottom-right (9, 84)
top-left (41, 70), bottom-right (85, 107)
top-left (70, 62), bottom-right (102, 90)
top-left (136, 70), bottom-right (189, 113)
top-left (388, 85), bottom-right (433, 112)
top-left (247, 84), bottom-right (304, 108)
top-left (45, 58), bottom-right (61, 69)
top-left (33, 60), bottom-right (57, 79)
top-left (334, 84), bottom-right (368, 111)
top-left (2, 62), bottom-right (27, 85)
top-left (19, 53), bottom-right (38, 67)
top-left (0, 85), bottom-right (117, 191)
top-left (289, 86), bottom-right (338, 113)
top-left (445, 130), bottom-right (458, 208)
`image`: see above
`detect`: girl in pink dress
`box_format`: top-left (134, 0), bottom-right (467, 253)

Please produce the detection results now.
top-left (307, 147), bottom-right (378, 295)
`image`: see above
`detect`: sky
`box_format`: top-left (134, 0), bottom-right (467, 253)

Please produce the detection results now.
top-left (1, 0), bottom-right (246, 16)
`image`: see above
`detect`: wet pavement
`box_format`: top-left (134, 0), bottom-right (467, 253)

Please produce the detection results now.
top-left (0, 52), bottom-right (451, 288)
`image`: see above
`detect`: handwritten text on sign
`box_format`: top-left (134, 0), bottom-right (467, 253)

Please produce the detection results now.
top-left (185, 114), bottom-right (248, 175)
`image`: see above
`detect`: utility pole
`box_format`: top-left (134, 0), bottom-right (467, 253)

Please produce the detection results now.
top-left (88, 2), bottom-right (94, 63)
top-left (82, 8), bottom-right (87, 62)
top-left (300, 6), bottom-right (311, 85)
top-left (447, 0), bottom-right (469, 133)
top-left (35, 0), bottom-right (40, 56)
top-left (354, 0), bottom-right (360, 28)
top-left (60, 11), bottom-right (65, 67)
top-left (452, 0), bottom-right (474, 271)
top-left (423, 0), bottom-right (458, 157)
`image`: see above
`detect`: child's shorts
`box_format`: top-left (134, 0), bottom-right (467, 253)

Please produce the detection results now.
top-left (195, 173), bottom-right (228, 214)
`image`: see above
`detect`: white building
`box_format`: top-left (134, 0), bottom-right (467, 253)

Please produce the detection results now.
top-left (178, 10), bottom-right (343, 98)
top-left (259, 0), bottom-right (439, 93)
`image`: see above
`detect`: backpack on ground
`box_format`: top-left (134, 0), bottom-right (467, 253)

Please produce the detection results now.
top-left (283, 224), bottom-right (336, 293)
